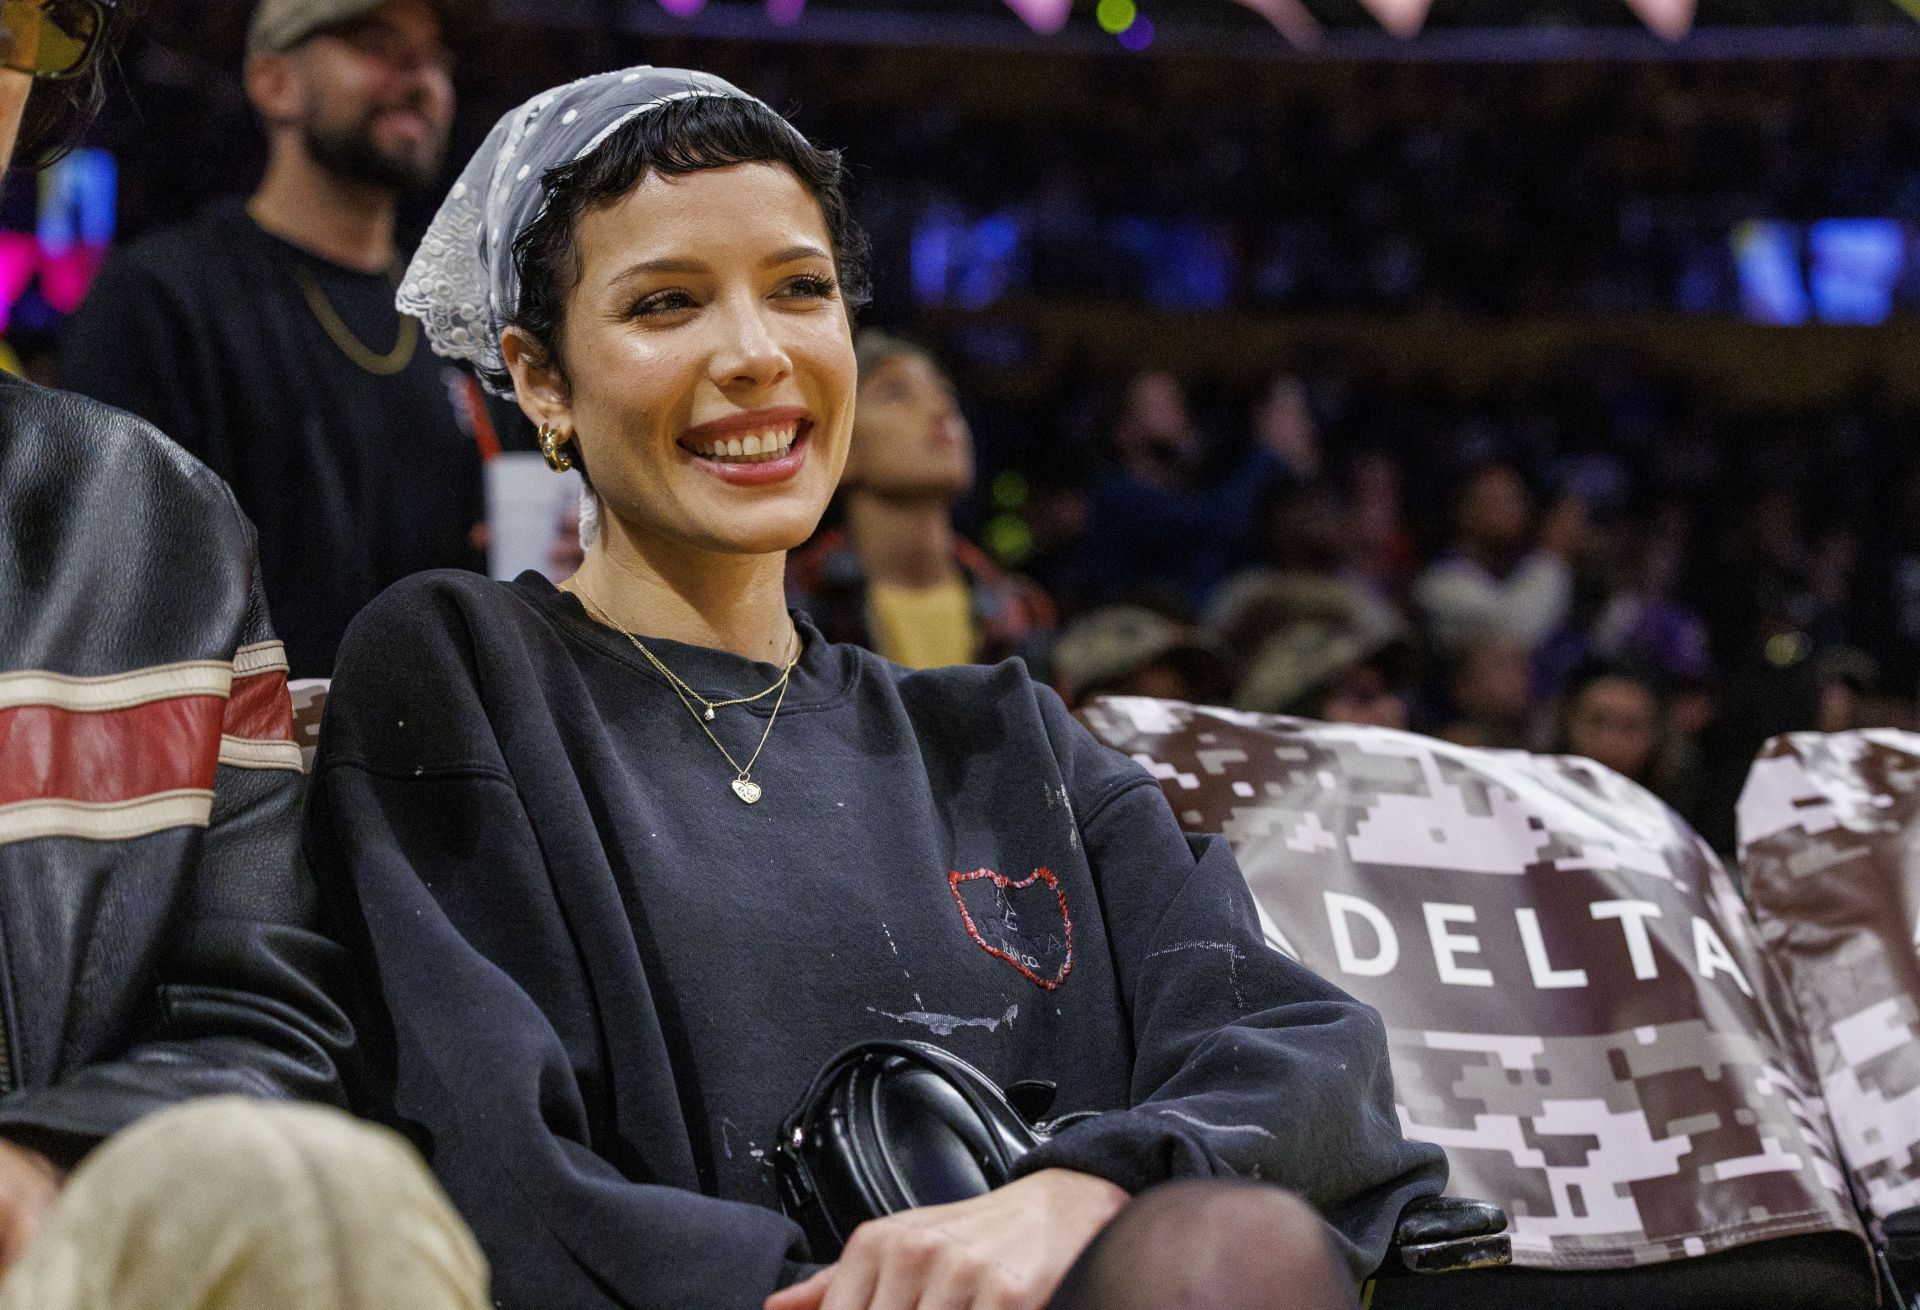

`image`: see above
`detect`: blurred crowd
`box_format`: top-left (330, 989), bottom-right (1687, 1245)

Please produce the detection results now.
top-left (826, 58), bottom-right (1920, 317)
top-left (962, 358), bottom-right (1919, 853)
top-left (78, 13), bottom-right (1920, 320)
top-left (16, 0), bottom-right (1917, 1303)
top-left (37, 7), bottom-right (1920, 858)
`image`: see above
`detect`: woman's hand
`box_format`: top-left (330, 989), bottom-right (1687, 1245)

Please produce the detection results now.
top-left (766, 1168), bottom-right (1129, 1310)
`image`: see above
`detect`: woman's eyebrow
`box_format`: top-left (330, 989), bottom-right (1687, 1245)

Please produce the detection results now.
top-left (763, 243), bottom-right (832, 268)
top-left (604, 243), bottom-right (829, 286)
top-left (607, 256), bottom-right (710, 285)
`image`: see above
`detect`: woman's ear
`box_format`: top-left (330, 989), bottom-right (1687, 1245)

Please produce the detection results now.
top-left (502, 327), bottom-right (573, 441)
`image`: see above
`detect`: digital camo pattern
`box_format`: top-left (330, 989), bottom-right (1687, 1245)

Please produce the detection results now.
top-left (1079, 698), bottom-right (1861, 1270)
top-left (1738, 730), bottom-right (1920, 1223)
top-left (289, 679), bottom-right (329, 771)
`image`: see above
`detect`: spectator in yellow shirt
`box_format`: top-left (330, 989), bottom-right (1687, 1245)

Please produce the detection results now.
top-left (789, 332), bottom-right (1056, 672)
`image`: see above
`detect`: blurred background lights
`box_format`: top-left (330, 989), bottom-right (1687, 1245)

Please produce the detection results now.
top-left (991, 469), bottom-right (1030, 511)
top-left (1096, 0), bottom-right (1137, 34)
top-left (1117, 12), bottom-right (1155, 46)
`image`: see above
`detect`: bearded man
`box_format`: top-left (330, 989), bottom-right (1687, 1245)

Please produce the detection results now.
top-left (60, 0), bottom-right (493, 677)
top-left (0, 3), bottom-right (489, 1306)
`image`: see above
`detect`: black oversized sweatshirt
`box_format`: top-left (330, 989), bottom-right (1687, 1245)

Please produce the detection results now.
top-left (303, 570), bottom-right (1446, 1310)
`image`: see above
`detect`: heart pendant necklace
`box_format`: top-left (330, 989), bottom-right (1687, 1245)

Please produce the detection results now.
top-left (644, 637), bottom-right (794, 804)
top-left (569, 583), bottom-right (796, 804)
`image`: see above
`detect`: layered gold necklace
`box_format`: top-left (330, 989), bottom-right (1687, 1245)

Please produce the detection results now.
top-left (572, 584), bottom-right (801, 805)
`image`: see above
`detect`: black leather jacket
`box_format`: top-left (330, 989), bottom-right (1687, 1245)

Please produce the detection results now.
top-left (0, 373), bottom-right (349, 1163)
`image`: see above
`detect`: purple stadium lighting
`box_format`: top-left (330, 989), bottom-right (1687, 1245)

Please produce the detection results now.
top-left (1117, 12), bottom-right (1155, 47)
top-left (767, 0), bottom-right (805, 20)
top-left (657, 0), bottom-right (707, 16)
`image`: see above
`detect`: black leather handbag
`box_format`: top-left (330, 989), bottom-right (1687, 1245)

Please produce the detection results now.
top-left (775, 1039), bottom-right (1514, 1278)
top-left (774, 1039), bottom-right (1078, 1259)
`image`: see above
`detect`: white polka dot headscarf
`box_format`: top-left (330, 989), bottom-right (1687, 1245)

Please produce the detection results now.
top-left (397, 67), bottom-right (798, 396)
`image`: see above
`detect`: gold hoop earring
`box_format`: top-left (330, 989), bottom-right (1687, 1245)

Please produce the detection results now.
top-left (539, 425), bottom-right (574, 473)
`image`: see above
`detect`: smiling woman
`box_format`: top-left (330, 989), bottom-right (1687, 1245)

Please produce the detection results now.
top-left (508, 156), bottom-right (859, 567)
top-left (497, 94), bottom-right (869, 595)
top-left (310, 65), bottom-right (1447, 1310)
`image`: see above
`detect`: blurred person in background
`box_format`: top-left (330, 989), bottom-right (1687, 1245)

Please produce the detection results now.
top-left (1233, 622), bottom-right (1415, 731)
top-left (1081, 369), bottom-right (1286, 610)
top-left (1859, 460), bottom-right (1920, 697)
top-left (1052, 605), bottom-right (1228, 709)
top-left (1205, 513), bottom-right (1415, 723)
top-left (788, 330), bottom-right (1055, 671)
top-left (59, 0), bottom-right (491, 677)
top-left (1435, 635), bottom-right (1536, 749)
top-left (1696, 485), bottom-right (1823, 673)
top-left (1808, 524), bottom-right (1864, 652)
top-left (1590, 505), bottom-right (1711, 687)
top-left (1208, 481), bottom-right (1407, 676)
top-left (1252, 372), bottom-right (1320, 483)
top-left (1346, 450), bottom-right (1419, 601)
top-left (1815, 646), bottom-right (1900, 734)
top-left (0, 4), bottom-right (487, 1307)
top-left (1413, 460), bottom-right (1583, 659)
top-left (1552, 659), bottom-right (1664, 787)
top-left (1687, 484), bottom-right (1826, 852)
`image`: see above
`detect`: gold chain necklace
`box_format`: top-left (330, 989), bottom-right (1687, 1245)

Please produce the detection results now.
top-left (573, 585), bottom-right (801, 804)
top-left (293, 263), bottom-right (420, 376)
top-left (574, 587), bottom-right (798, 721)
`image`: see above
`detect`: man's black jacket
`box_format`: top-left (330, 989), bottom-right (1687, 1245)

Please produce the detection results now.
top-left (0, 373), bottom-right (349, 1162)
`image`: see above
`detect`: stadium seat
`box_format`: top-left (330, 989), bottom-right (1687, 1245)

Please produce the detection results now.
top-left (1080, 696), bottom-right (1880, 1308)
top-left (1740, 730), bottom-right (1920, 1308)
top-left (288, 678), bottom-right (330, 771)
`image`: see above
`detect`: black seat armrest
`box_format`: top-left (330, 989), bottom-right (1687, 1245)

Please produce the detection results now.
top-left (1886, 1206), bottom-right (1920, 1305)
top-left (1375, 1195), bottom-right (1513, 1277)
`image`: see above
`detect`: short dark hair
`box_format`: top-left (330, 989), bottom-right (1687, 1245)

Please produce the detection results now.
top-left (20, 0), bottom-right (136, 167)
top-left (502, 93), bottom-right (871, 431)
top-left (1563, 656), bottom-right (1665, 707)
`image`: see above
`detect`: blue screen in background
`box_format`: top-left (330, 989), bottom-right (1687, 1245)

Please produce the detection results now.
top-left (1733, 217), bottom-right (1913, 326)
top-left (1732, 220), bottom-right (1810, 326)
top-left (911, 205), bottom-right (1233, 311)
top-left (1808, 219), bottom-right (1906, 326)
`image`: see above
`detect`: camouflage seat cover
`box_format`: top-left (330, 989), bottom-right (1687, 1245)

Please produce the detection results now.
top-left (289, 679), bottom-right (330, 771)
top-left (1739, 730), bottom-right (1920, 1229)
top-left (1079, 697), bottom-right (1863, 1271)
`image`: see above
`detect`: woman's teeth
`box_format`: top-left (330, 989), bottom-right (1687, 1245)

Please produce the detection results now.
top-left (696, 426), bottom-right (799, 463)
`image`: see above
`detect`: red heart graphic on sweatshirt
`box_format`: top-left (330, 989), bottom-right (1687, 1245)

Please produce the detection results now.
top-left (947, 867), bottom-right (1075, 991)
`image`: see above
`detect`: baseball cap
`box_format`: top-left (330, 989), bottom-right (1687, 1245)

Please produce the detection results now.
top-left (1053, 607), bottom-right (1223, 705)
top-left (1234, 621), bottom-right (1415, 717)
top-left (248, 0), bottom-right (486, 56)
